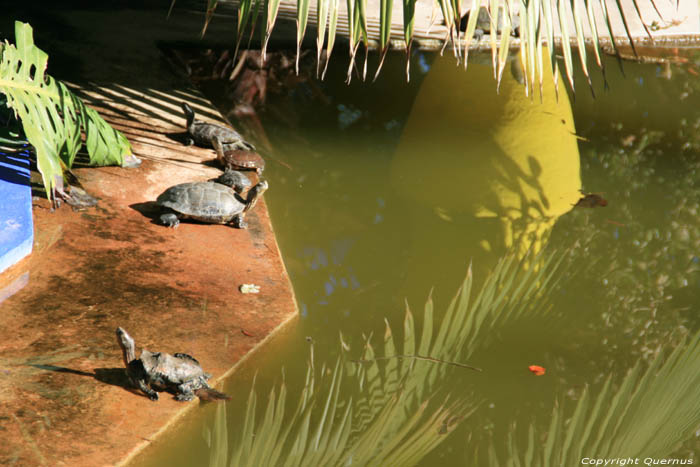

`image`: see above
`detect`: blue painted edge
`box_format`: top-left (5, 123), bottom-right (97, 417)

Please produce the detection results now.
top-left (0, 236), bottom-right (33, 274)
top-left (0, 147), bottom-right (34, 275)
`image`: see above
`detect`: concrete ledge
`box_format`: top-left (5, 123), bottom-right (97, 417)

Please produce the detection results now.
top-left (0, 6), bottom-right (298, 466)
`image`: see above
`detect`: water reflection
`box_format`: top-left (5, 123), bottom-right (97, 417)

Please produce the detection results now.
top-left (392, 53), bottom-right (581, 302)
top-left (133, 50), bottom-right (700, 466)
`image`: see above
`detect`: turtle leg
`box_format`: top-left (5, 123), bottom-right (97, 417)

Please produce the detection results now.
top-left (212, 135), bottom-right (226, 165)
top-left (184, 136), bottom-right (194, 146)
top-left (137, 379), bottom-right (159, 401)
top-left (229, 139), bottom-right (255, 151)
top-left (232, 214), bottom-right (248, 229)
top-left (176, 383), bottom-right (196, 401)
top-left (160, 211), bottom-right (180, 228)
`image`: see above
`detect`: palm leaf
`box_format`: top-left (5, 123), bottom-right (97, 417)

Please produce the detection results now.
top-left (491, 331), bottom-right (700, 464)
top-left (316, 0), bottom-right (330, 77)
top-left (213, 346), bottom-right (470, 466)
top-left (321, 0), bottom-right (340, 79)
top-left (262, 0), bottom-right (284, 61)
top-left (402, 0), bottom-right (418, 80)
top-left (192, 0), bottom-right (666, 93)
top-left (296, 0), bottom-right (313, 73)
top-left (348, 248), bottom-right (564, 446)
top-left (372, 0), bottom-right (394, 80)
top-left (195, 250), bottom-right (567, 466)
top-left (571, 0), bottom-right (593, 95)
top-left (201, 0), bottom-right (220, 37)
top-left (234, 0), bottom-right (256, 62)
top-left (0, 21), bottom-right (131, 201)
top-left (461, 0), bottom-right (483, 69)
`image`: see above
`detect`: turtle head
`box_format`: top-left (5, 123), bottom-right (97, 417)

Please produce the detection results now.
top-left (243, 180), bottom-right (269, 213)
top-left (181, 102), bottom-right (195, 128)
top-left (216, 169), bottom-right (250, 194)
top-left (116, 327), bottom-right (137, 366)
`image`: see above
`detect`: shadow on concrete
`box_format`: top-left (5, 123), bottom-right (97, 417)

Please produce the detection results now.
top-left (27, 363), bottom-right (151, 399)
top-left (67, 81), bottom-right (223, 129)
top-left (130, 201), bottom-right (162, 225)
top-left (165, 131), bottom-right (192, 145)
top-left (0, 150), bottom-right (31, 187)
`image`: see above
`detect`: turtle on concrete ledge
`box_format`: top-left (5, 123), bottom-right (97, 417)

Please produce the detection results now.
top-left (181, 101), bottom-right (255, 157)
top-left (156, 175), bottom-right (268, 229)
top-left (116, 327), bottom-right (230, 402)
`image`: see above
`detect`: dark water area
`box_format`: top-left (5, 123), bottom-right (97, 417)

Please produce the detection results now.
top-left (131, 49), bottom-right (700, 465)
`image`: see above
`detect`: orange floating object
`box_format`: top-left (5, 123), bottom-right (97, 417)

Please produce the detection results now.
top-left (528, 365), bottom-right (546, 376)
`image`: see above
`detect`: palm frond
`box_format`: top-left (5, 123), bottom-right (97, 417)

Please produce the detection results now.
top-left (0, 22), bottom-right (132, 201)
top-left (197, 249), bottom-right (568, 466)
top-left (209, 347), bottom-right (470, 466)
top-left (491, 331), bottom-right (700, 464)
top-left (321, 0), bottom-right (341, 79)
top-left (189, 0), bottom-right (680, 93)
top-left (346, 248), bottom-right (564, 444)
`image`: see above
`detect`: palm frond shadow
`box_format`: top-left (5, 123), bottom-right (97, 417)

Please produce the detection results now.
top-left (204, 249), bottom-right (563, 466)
top-left (488, 331), bottom-right (700, 465)
top-left (0, 22), bottom-right (133, 201)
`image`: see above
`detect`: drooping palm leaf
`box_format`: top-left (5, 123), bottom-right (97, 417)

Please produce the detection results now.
top-left (262, 0), bottom-right (284, 61)
top-left (490, 330), bottom-right (700, 464)
top-left (355, 0), bottom-right (370, 80)
top-left (234, 0), bottom-right (256, 61)
top-left (402, 0), bottom-right (418, 80)
top-left (372, 0), bottom-right (394, 80)
top-left (321, 0), bottom-right (340, 79)
top-left (296, 0), bottom-right (313, 73)
top-left (192, 0), bottom-right (673, 95)
top-left (201, 0), bottom-right (221, 37)
top-left (316, 0), bottom-right (330, 76)
top-left (461, 0), bottom-right (483, 68)
top-left (571, 0), bottom-right (593, 95)
top-left (0, 22), bottom-right (131, 201)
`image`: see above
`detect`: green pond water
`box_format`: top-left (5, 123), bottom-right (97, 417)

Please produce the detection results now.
top-left (132, 51), bottom-right (700, 465)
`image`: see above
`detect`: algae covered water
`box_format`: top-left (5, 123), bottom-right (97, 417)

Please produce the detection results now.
top-left (131, 50), bottom-right (700, 465)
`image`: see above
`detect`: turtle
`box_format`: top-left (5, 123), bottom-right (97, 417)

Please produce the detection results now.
top-left (210, 168), bottom-right (252, 194)
top-left (116, 327), bottom-right (230, 402)
top-left (220, 144), bottom-right (266, 174)
top-left (181, 101), bottom-right (255, 162)
top-left (574, 193), bottom-right (608, 208)
top-left (156, 176), bottom-right (268, 229)
top-left (458, 7), bottom-right (521, 38)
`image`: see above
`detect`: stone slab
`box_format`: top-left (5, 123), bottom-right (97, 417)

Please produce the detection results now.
top-left (0, 5), bottom-right (298, 466)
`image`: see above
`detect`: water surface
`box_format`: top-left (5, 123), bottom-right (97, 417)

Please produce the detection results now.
top-left (132, 50), bottom-right (700, 465)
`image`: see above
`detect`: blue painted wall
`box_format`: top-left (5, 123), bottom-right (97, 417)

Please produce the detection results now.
top-left (0, 147), bottom-right (33, 274)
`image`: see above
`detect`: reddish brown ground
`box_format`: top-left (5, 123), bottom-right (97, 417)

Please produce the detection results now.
top-left (0, 90), bottom-right (297, 466)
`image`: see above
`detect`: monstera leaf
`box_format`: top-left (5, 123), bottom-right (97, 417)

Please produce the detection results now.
top-left (0, 21), bottom-right (132, 201)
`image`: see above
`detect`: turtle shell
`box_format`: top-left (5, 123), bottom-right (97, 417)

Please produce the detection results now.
top-left (221, 147), bottom-right (266, 173)
top-left (140, 350), bottom-right (210, 389)
top-left (156, 182), bottom-right (244, 224)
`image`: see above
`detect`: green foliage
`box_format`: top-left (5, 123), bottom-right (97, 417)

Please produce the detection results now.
top-left (175, 0), bottom-right (653, 93)
top-left (0, 21), bottom-right (132, 200)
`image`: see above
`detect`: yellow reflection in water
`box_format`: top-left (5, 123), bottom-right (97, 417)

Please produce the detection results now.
top-left (392, 52), bottom-right (581, 258)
